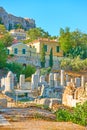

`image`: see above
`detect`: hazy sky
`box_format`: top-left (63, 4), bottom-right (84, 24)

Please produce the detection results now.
top-left (0, 0), bottom-right (87, 36)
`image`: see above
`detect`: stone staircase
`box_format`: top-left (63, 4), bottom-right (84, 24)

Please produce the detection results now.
top-left (0, 115), bottom-right (10, 126)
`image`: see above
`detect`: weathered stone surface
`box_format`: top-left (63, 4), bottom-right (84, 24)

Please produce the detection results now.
top-left (0, 7), bottom-right (36, 30)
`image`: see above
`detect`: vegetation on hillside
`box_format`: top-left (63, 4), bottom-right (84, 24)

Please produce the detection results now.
top-left (59, 27), bottom-right (87, 59)
top-left (0, 24), bottom-right (13, 47)
top-left (6, 62), bottom-right (36, 80)
top-left (60, 56), bottom-right (87, 71)
top-left (0, 40), bottom-right (7, 68)
top-left (27, 27), bottom-right (51, 41)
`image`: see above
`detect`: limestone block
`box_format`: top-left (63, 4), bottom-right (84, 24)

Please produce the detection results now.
top-left (49, 73), bottom-right (54, 87)
top-left (75, 77), bottom-right (81, 87)
top-left (60, 70), bottom-right (64, 86)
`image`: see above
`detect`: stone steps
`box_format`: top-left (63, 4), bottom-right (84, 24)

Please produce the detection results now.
top-left (0, 115), bottom-right (10, 126)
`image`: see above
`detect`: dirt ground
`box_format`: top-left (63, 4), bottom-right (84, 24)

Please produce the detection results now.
top-left (0, 119), bottom-right (86, 130)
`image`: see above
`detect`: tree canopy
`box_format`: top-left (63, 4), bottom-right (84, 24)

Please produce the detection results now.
top-left (0, 24), bottom-right (7, 35)
top-left (59, 27), bottom-right (87, 59)
top-left (0, 40), bottom-right (7, 68)
top-left (27, 27), bottom-right (51, 41)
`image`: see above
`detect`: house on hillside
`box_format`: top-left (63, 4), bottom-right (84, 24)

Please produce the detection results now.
top-left (7, 42), bottom-right (36, 57)
top-left (7, 42), bottom-right (40, 66)
top-left (9, 29), bottom-right (26, 40)
top-left (28, 38), bottom-right (63, 67)
top-left (28, 38), bottom-right (63, 57)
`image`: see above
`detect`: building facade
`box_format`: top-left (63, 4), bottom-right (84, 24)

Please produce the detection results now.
top-left (9, 29), bottom-right (26, 40)
top-left (7, 42), bottom-right (36, 57)
top-left (28, 38), bottom-right (63, 57)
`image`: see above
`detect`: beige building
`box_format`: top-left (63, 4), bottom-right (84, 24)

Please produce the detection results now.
top-left (28, 38), bottom-right (63, 57)
top-left (9, 29), bottom-right (26, 40)
top-left (7, 42), bottom-right (36, 57)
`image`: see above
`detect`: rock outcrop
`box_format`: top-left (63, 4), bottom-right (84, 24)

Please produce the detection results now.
top-left (0, 7), bottom-right (36, 30)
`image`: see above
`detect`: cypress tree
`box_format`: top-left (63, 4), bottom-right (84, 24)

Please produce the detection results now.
top-left (49, 48), bottom-right (53, 67)
top-left (40, 44), bottom-right (45, 68)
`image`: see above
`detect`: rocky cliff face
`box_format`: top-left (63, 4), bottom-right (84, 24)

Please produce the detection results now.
top-left (0, 7), bottom-right (36, 30)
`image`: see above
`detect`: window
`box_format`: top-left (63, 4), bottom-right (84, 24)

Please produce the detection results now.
top-left (7, 49), bottom-right (10, 55)
top-left (14, 48), bottom-right (18, 54)
top-left (56, 46), bottom-right (60, 52)
top-left (22, 49), bottom-right (26, 54)
top-left (44, 45), bottom-right (47, 52)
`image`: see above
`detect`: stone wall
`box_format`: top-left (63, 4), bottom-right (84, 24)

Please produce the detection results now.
top-left (0, 99), bottom-right (7, 108)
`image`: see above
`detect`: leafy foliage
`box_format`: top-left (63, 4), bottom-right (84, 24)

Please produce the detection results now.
top-left (0, 40), bottom-right (7, 68)
top-left (6, 62), bottom-right (23, 80)
top-left (2, 33), bottom-right (13, 47)
top-left (14, 23), bottom-right (23, 29)
top-left (72, 101), bottom-right (87, 126)
top-left (22, 65), bottom-right (36, 78)
top-left (6, 62), bottom-right (36, 80)
top-left (27, 27), bottom-right (51, 41)
top-left (59, 27), bottom-right (73, 54)
top-left (40, 67), bottom-right (51, 75)
top-left (56, 101), bottom-right (87, 126)
top-left (56, 109), bottom-right (72, 122)
top-left (60, 57), bottom-right (87, 71)
top-left (59, 28), bottom-right (87, 59)
top-left (0, 24), bottom-right (7, 35)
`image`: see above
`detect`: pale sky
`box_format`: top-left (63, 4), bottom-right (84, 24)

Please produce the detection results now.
top-left (0, 0), bottom-right (87, 36)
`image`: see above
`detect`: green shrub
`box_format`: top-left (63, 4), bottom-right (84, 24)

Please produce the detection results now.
top-left (56, 109), bottom-right (72, 122)
top-left (72, 101), bottom-right (87, 126)
top-left (55, 101), bottom-right (87, 126)
top-left (22, 65), bottom-right (36, 78)
top-left (40, 67), bottom-right (51, 75)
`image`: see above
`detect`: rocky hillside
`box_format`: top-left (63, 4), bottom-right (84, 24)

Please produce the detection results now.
top-left (0, 7), bottom-right (36, 30)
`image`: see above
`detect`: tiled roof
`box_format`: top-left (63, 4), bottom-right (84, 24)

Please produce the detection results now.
top-left (27, 38), bottom-right (58, 44)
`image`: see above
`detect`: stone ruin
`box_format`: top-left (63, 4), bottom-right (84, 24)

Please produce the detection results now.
top-left (19, 74), bottom-right (31, 90)
top-left (1, 71), bottom-right (14, 93)
top-left (62, 74), bottom-right (87, 107)
top-left (31, 69), bottom-right (87, 107)
top-left (0, 69), bottom-right (86, 108)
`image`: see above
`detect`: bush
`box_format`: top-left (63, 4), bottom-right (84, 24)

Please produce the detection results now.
top-left (60, 57), bottom-right (87, 71)
top-left (56, 109), bottom-right (72, 122)
top-left (6, 62), bottom-right (23, 80)
top-left (22, 65), bottom-right (36, 78)
top-left (40, 67), bottom-right (51, 75)
top-left (6, 62), bottom-right (36, 80)
top-left (55, 101), bottom-right (87, 126)
top-left (72, 101), bottom-right (87, 126)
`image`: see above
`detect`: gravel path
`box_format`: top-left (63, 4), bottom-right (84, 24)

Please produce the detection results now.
top-left (0, 119), bottom-right (86, 130)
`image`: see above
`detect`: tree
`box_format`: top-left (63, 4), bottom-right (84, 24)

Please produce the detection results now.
top-left (14, 23), bottom-right (23, 29)
top-left (59, 28), bottom-right (87, 59)
top-left (59, 27), bottom-right (73, 55)
top-left (6, 62), bottom-right (36, 80)
top-left (2, 33), bottom-right (13, 47)
top-left (40, 44), bottom-right (45, 68)
top-left (6, 62), bottom-right (23, 80)
top-left (27, 27), bottom-right (51, 41)
top-left (22, 65), bottom-right (36, 78)
top-left (0, 40), bottom-right (7, 68)
top-left (49, 48), bottom-right (53, 67)
top-left (0, 24), bottom-right (7, 35)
